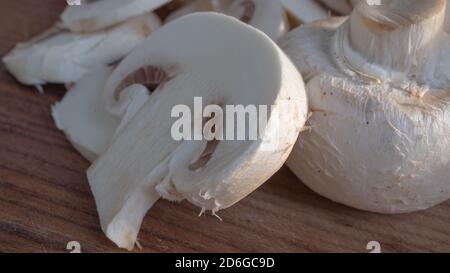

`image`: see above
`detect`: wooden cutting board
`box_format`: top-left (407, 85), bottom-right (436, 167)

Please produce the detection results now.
top-left (0, 0), bottom-right (449, 253)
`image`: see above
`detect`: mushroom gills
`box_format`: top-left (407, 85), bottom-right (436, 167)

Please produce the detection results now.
top-left (89, 13), bottom-right (308, 250)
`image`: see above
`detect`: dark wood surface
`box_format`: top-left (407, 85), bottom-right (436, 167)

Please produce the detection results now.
top-left (0, 0), bottom-right (449, 253)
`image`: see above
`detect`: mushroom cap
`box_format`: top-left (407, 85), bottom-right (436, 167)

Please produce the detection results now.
top-left (280, 3), bottom-right (450, 213)
top-left (89, 12), bottom-right (307, 249)
top-left (61, 0), bottom-right (169, 32)
top-left (2, 13), bottom-right (160, 85)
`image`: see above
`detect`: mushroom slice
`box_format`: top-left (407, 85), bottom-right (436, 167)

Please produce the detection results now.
top-left (52, 67), bottom-right (118, 162)
top-left (317, 0), bottom-right (356, 15)
top-left (280, 0), bottom-right (450, 213)
top-left (3, 13), bottom-right (160, 87)
top-left (165, 0), bottom-right (216, 23)
top-left (280, 0), bottom-right (329, 28)
top-left (90, 13), bottom-right (307, 250)
top-left (221, 0), bottom-right (289, 40)
top-left (61, 0), bottom-right (169, 32)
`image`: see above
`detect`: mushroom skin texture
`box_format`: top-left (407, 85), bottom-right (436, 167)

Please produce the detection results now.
top-left (52, 67), bottom-right (119, 162)
top-left (89, 13), bottom-right (307, 250)
top-left (280, 0), bottom-right (450, 213)
top-left (61, 0), bottom-right (169, 32)
top-left (2, 14), bottom-right (160, 87)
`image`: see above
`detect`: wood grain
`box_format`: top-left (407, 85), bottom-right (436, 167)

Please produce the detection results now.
top-left (0, 0), bottom-right (449, 253)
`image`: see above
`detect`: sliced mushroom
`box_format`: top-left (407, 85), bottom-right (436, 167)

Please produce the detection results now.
top-left (89, 13), bottom-right (307, 250)
top-left (221, 0), bottom-right (289, 40)
top-left (61, 0), bottom-right (169, 33)
top-left (280, 0), bottom-right (329, 28)
top-left (52, 67), bottom-right (119, 162)
top-left (280, 0), bottom-right (450, 213)
top-left (3, 13), bottom-right (160, 87)
top-left (166, 0), bottom-right (288, 41)
top-left (445, 1), bottom-right (450, 32)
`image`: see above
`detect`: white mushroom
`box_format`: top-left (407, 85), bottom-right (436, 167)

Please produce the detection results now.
top-left (52, 67), bottom-right (119, 162)
top-left (3, 13), bottom-right (160, 87)
top-left (61, 0), bottom-right (169, 33)
top-left (89, 13), bottom-right (307, 249)
top-left (221, 0), bottom-right (289, 40)
top-left (280, 0), bottom-right (329, 27)
top-left (280, 0), bottom-right (450, 213)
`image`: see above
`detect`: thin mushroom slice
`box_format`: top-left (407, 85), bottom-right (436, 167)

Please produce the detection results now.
top-left (221, 0), bottom-right (289, 40)
top-left (90, 13), bottom-right (307, 250)
top-left (61, 0), bottom-right (169, 33)
top-left (280, 0), bottom-right (329, 28)
top-left (3, 13), bottom-right (160, 87)
top-left (52, 66), bottom-right (149, 162)
top-left (280, 0), bottom-right (450, 213)
top-left (52, 67), bottom-right (118, 162)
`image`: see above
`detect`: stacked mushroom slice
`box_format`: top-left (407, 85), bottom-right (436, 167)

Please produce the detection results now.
top-left (280, 0), bottom-right (450, 213)
top-left (166, 0), bottom-right (289, 40)
top-left (165, 0), bottom-right (334, 40)
top-left (2, 0), bottom-right (164, 89)
top-left (280, 0), bottom-right (329, 28)
top-left (61, 0), bottom-right (169, 32)
top-left (83, 13), bottom-right (307, 250)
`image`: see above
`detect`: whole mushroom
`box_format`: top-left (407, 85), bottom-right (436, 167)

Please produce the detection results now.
top-left (280, 0), bottom-right (450, 213)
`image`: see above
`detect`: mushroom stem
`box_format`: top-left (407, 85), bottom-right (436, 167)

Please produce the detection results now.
top-left (336, 0), bottom-right (446, 83)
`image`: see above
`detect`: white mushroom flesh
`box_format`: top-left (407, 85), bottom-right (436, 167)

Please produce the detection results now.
top-left (61, 0), bottom-right (169, 32)
top-left (2, 13), bottom-right (161, 86)
top-left (222, 0), bottom-right (289, 40)
top-left (52, 67), bottom-right (119, 162)
top-left (89, 13), bottom-right (307, 249)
